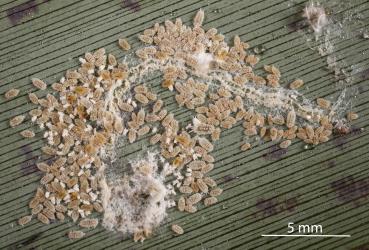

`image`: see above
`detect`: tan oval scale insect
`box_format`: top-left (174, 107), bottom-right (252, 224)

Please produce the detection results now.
top-left (114, 118), bottom-right (124, 134)
top-left (138, 34), bottom-right (153, 44)
top-left (150, 133), bottom-right (161, 145)
top-left (145, 91), bottom-right (157, 101)
top-left (317, 98), bottom-right (331, 109)
top-left (137, 125), bottom-right (150, 136)
top-left (32, 78), bottom-right (47, 90)
top-left (184, 205), bottom-right (197, 213)
top-left (188, 160), bottom-right (206, 170)
top-left (171, 224), bottom-right (184, 235)
top-left (56, 212), bottom-right (65, 221)
top-left (52, 82), bottom-right (63, 92)
top-left (210, 187), bottom-right (223, 197)
top-left (55, 204), bottom-right (67, 213)
top-left (36, 162), bottom-right (50, 172)
top-left (40, 173), bottom-right (54, 185)
top-left (68, 230), bottom-right (85, 239)
top-left (118, 38), bottom-right (131, 51)
top-left (41, 146), bottom-right (56, 155)
top-left (93, 202), bottom-right (104, 213)
top-left (71, 210), bottom-right (79, 222)
top-left (286, 110), bottom-right (296, 128)
top-left (204, 197), bottom-right (218, 206)
top-left (79, 218), bottom-right (99, 228)
top-left (279, 140), bottom-right (291, 149)
top-left (134, 85), bottom-right (148, 94)
top-left (177, 196), bottom-right (185, 212)
top-left (32, 204), bottom-right (43, 215)
top-left (145, 114), bottom-right (159, 123)
top-left (197, 179), bottom-right (208, 193)
top-left (152, 100), bottom-right (164, 113)
top-left (29, 109), bottom-right (42, 117)
top-left (10, 115), bottom-right (25, 127)
top-left (305, 125), bottom-right (315, 139)
top-left (108, 54), bottom-right (117, 66)
top-left (37, 213), bottom-right (50, 224)
top-left (347, 112), bottom-right (359, 121)
top-left (191, 171), bottom-right (203, 179)
top-left (241, 143), bottom-right (251, 151)
top-left (197, 137), bottom-right (214, 152)
top-left (203, 177), bottom-right (216, 187)
top-left (289, 79), bottom-right (304, 89)
top-left (203, 153), bottom-right (214, 163)
top-left (42, 208), bottom-right (56, 220)
top-left (5, 88), bottom-right (20, 99)
top-left (211, 128), bottom-right (221, 141)
top-left (179, 186), bottom-right (193, 194)
top-left (201, 163), bottom-right (214, 174)
top-left (18, 215), bottom-right (32, 226)
top-left (20, 130), bottom-right (35, 138)
top-left (128, 129), bottom-right (137, 143)
top-left (118, 100), bottom-right (134, 112)
top-left (187, 193), bottom-right (202, 204)
top-left (43, 199), bottom-right (56, 212)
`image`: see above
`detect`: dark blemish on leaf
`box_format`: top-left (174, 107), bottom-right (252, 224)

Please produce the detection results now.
top-left (331, 176), bottom-right (369, 208)
top-left (325, 160), bottom-right (336, 168)
top-left (351, 243), bottom-right (369, 250)
top-left (20, 157), bottom-right (39, 176)
top-left (122, 0), bottom-right (141, 12)
top-left (332, 136), bottom-right (348, 150)
top-left (285, 197), bottom-right (298, 212)
top-left (263, 144), bottom-right (288, 161)
top-left (255, 196), bottom-right (298, 218)
top-left (350, 125), bottom-right (364, 136)
top-left (360, 68), bottom-right (369, 80)
top-left (16, 233), bottom-right (42, 248)
top-left (332, 125), bottom-right (363, 151)
top-left (45, 156), bottom-right (56, 166)
top-left (357, 86), bottom-right (364, 93)
top-left (222, 174), bottom-right (239, 183)
top-left (6, 0), bottom-right (38, 26)
top-left (255, 198), bottom-right (278, 217)
top-left (333, 123), bottom-right (350, 135)
top-left (19, 145), bottom-right (39, 176)
top-left (357, 85), bottom-right (369, 94)
top-left (287, 20), bottom-right (306, 31)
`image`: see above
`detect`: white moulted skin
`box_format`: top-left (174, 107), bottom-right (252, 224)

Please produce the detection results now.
top-left (101, 153), bottom-right (171, 237)
top-left (303, 2), bottom-right (328, 34)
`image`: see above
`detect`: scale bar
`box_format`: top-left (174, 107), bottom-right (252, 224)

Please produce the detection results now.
top-left (262, 234), bottom-right (351, 238)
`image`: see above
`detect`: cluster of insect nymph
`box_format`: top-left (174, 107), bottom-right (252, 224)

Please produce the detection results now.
top-left (7, 9), bottom-right (358, 242)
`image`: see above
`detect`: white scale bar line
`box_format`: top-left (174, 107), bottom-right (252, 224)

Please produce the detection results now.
top-left (262, 234), bottom-right (351, 238)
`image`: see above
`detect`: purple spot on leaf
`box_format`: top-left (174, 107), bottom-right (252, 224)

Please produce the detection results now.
top-left (6, 0), bottom-right (38, 26)
top-left (223, 174), bottom-right (239, 183)
top-left (332, 125), bottom-right (363, 151)
top-left (263, 144), bottom-right (288, 161)
top-left (357, 85), bottom-right (365, 94)
top-left (285, 197), bottom-right (298, 212)
top-left (350, 125), bottom-right (364, 136)
top-left (360, 68), bottom-right (369, 80)
top-left (255, 196), bottom-right (298, 218)
top-left (331, 176), bottom-right (369, 207)
top-left (351, 243), bottom-right (369, 250)
top-left (332, 136), bottom-right (348, 150)
top-left (255, 198), bottom-right (278, 218)
top-left (19, 145), bottom-right (39, 176)
top-left (287, 20), bottom-right (306, 31)
top-left (122, 0), bottom-right (141, 12)
top-left (326, 160), bottom-right (336, 168)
